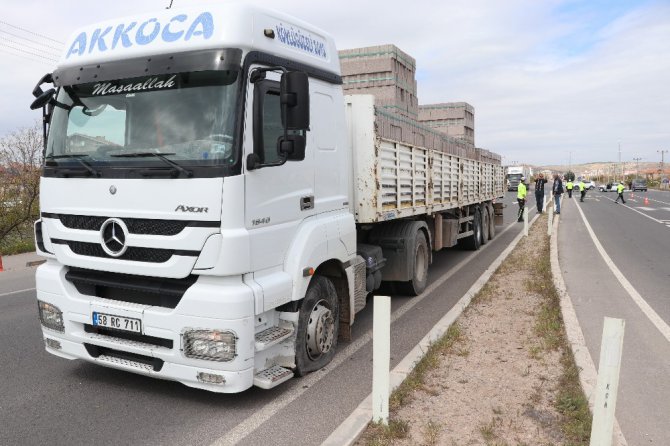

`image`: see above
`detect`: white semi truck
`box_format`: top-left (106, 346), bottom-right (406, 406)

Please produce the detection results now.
top-left (30, 4), bottom-right (504, 393)
top-left (506, 165), bottom-right (532, 191)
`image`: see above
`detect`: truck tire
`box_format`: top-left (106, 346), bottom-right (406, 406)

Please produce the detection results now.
top-left (480, 204), bottom-right (490, 245)
top-left (294, 276), bottom-right (339, 376)
top-left (396, 230), bottom-right (429, 296)
top-left (487, 202), bottom-right (496, 240)
top-left (459, 207), bottom-right (482, 251)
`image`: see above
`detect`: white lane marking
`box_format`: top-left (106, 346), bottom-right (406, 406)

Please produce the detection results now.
top-left (211, 211), bottom-right (537, 446)
top-left (636, 207), bottom-right (656, 211)
top-left (0, 287), bottom-right (36, 298)
top-left (601, 195), bottom-right (668, 226)
top-left (574, 202), bottom-right (670, 343)
top-left (646, 196), bottom-right (670, 206)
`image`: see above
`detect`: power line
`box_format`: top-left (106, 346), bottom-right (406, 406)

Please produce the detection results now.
top-left (0, 41), bottom-right (58, 62)
top-left (0, 47), bottom-right (54, 66)
top-left (0, 29), bottom-right (63, 52)
top-left (2, 38), bottom-right (61, 59)
top-left (0, 20), bottom-right (64, 44)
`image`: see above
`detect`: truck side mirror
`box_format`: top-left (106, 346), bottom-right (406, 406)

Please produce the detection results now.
top-left (280, 71), bottom-right (309, 131)
top-left (30, 88), bottom-right (56, 110)
top-left (278, 134), bottom-right (306, 161)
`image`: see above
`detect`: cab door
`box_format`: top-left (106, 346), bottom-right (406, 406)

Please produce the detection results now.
top-left (243, 66), bottom-right (315, 271)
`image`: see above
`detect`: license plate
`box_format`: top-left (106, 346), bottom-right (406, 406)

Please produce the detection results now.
top-left (92, 312), bottom-right (142, 333)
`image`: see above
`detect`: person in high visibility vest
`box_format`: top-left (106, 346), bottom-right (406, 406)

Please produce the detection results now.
top-left (566, 179), bottom-right (574, 198)
top-left (517, 177), bottom-right (527, 222)
top-left (578, 180), bottom-right (586, 202)
top-left (615, 181), bottom-right (626, 203)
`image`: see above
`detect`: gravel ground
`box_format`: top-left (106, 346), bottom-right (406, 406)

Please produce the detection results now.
top-left (359, 216), bottom-right (579, 445)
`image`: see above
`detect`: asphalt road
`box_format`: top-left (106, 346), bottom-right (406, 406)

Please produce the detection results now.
top-left (557, 188), bottom-right (670, 445)
top-left (0, 192), bottom-right (537, 446)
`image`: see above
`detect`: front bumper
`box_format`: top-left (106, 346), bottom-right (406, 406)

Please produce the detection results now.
top-left (37, 260), bottom-right (256, 393)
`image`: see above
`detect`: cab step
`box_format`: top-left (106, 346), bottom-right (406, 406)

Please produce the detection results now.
top-left (253, 365), bottom-right (294, 389)
top-left (254, 325), bottom-right (294, 352)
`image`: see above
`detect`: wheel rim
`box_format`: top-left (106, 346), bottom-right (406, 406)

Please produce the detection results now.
top-left (306, 300), bottom-right (334, 360)
top-left (415, 241), bottom-right (427, 282)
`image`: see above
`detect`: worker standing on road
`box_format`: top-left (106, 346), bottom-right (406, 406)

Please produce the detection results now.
top-left (578, 180), bottom-right (586, 202)
top-left (534, 173), bottom-right (547, 214)
top-left (566, 179), bottom-right (574, 198)
top-left (517, 176), bottom-right (527, 222)
top-left (552, 174), bottom-right (564, 214)
top-left (615, 181), bottom-right (626, 204)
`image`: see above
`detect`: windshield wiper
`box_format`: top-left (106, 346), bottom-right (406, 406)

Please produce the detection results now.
top-left (46, 154), bottom-right (100, 177)
top-left (110, 152), bottom-right (193, 178)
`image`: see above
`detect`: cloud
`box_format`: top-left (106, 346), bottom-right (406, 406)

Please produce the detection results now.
top-left (0, 0), bottom-right (667, 166)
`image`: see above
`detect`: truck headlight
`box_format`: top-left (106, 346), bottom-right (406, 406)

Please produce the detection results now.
top-left (37, 300), bottom-right (64, 332)
top-left (182, 329), bottom-right (237, 362)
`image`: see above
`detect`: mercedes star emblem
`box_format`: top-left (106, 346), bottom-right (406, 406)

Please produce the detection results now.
top-left (109, 185), bottom-right (117, 195)
top-left (99, 218), bottom-right (128, 257)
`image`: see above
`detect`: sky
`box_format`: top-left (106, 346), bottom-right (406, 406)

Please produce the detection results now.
top-left (0, 0), bottom-right (668, 166)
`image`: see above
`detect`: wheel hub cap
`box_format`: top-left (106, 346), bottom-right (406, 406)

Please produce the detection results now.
top-left (306, 301), bottom-right (334, 360)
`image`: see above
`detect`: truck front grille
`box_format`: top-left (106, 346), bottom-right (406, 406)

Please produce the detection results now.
top-left (66, 267), bottom-right (197, 309)
top-left (42, 212), bottom-right (219, 236)
top-left (52, 239), bottom-right (198, 263)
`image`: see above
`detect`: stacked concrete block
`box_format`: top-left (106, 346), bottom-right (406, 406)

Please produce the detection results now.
top-left (339, 44), bottom-right (499, 165)
top-left (418, 102), bottom-right (475, 146)
top-left (339, 45), bottom-right (418, 118)
top-left (374, 108), bottom-right (469, 158)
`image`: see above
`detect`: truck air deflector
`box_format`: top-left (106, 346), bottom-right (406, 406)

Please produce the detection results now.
top-left (53, 48), bottom-right (242, 87)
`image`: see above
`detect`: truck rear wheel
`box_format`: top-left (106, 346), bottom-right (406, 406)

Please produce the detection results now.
top-left (294, 276), bottom-right (339, 376)
top-left (396, 230), bottom-right (429, 296)
top-left (487, 203), bottom-right (496, 240)
top-left (459, 207), bottom-right (482, 251)
top-left (480, 204), bottom-right (490, 245)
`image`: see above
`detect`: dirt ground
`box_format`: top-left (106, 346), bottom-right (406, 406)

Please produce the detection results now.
top-left (360, 216), bottom-right (577, 445)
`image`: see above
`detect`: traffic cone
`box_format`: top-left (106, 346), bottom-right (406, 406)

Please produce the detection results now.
top-left (644, 197), bottom-right (649, 205)
top-left (630, 192), bottom-right (634, 199)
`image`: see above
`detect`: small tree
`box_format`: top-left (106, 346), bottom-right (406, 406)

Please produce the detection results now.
top-left (0, 122), bottom-right (43, 247)
top-left (564, 171), bottom-right (575, 181)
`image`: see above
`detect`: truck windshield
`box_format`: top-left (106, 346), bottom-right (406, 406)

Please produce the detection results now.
top-left (46, 70), bottom-right (239, 175)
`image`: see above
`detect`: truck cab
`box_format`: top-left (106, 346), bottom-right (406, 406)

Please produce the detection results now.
top-left (32, 4), bottom-right (357, 393)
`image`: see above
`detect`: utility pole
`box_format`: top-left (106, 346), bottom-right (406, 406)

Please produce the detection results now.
top-left (618, 140), bottom-right (622, 182)
top-left (633, 157), bottom-right (642, 180)
top-left (568, 151), bottom-right (572, 175)
top-left (658, 149), bottom-right (668, 176)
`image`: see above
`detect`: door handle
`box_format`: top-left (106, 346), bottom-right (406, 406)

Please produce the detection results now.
top-left (300, 195), bottom-right (314, 211)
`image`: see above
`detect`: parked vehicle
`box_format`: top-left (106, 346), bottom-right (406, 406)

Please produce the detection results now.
top-left (29, 4), bottom-right (504, 393)
top-left (632, 179), bottom-right (647, 191)
top-left (579, 180), bottom-right (596, 190)
top-left (598, 183), bottom-right (615, 192)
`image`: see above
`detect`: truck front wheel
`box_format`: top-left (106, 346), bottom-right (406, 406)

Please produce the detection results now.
top-left (294, 276), bottom-right (339, 376)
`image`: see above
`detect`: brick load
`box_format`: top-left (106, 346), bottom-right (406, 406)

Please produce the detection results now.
top-left (339, 44), bottom-right (418, 118)
top-left (339, 44), bottom-right (498, 165)
top-left (419, 102), bottom-right (475, 146)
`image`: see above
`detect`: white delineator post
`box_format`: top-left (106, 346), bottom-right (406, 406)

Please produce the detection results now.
top-left (523, 207), bottom-right (528, 236)
top-left (547, 202), bottom-right (553, 236)
top-left (372, 295), bottom-right (391, 424)
top-left (590, 317), bottom-right (625, 446)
